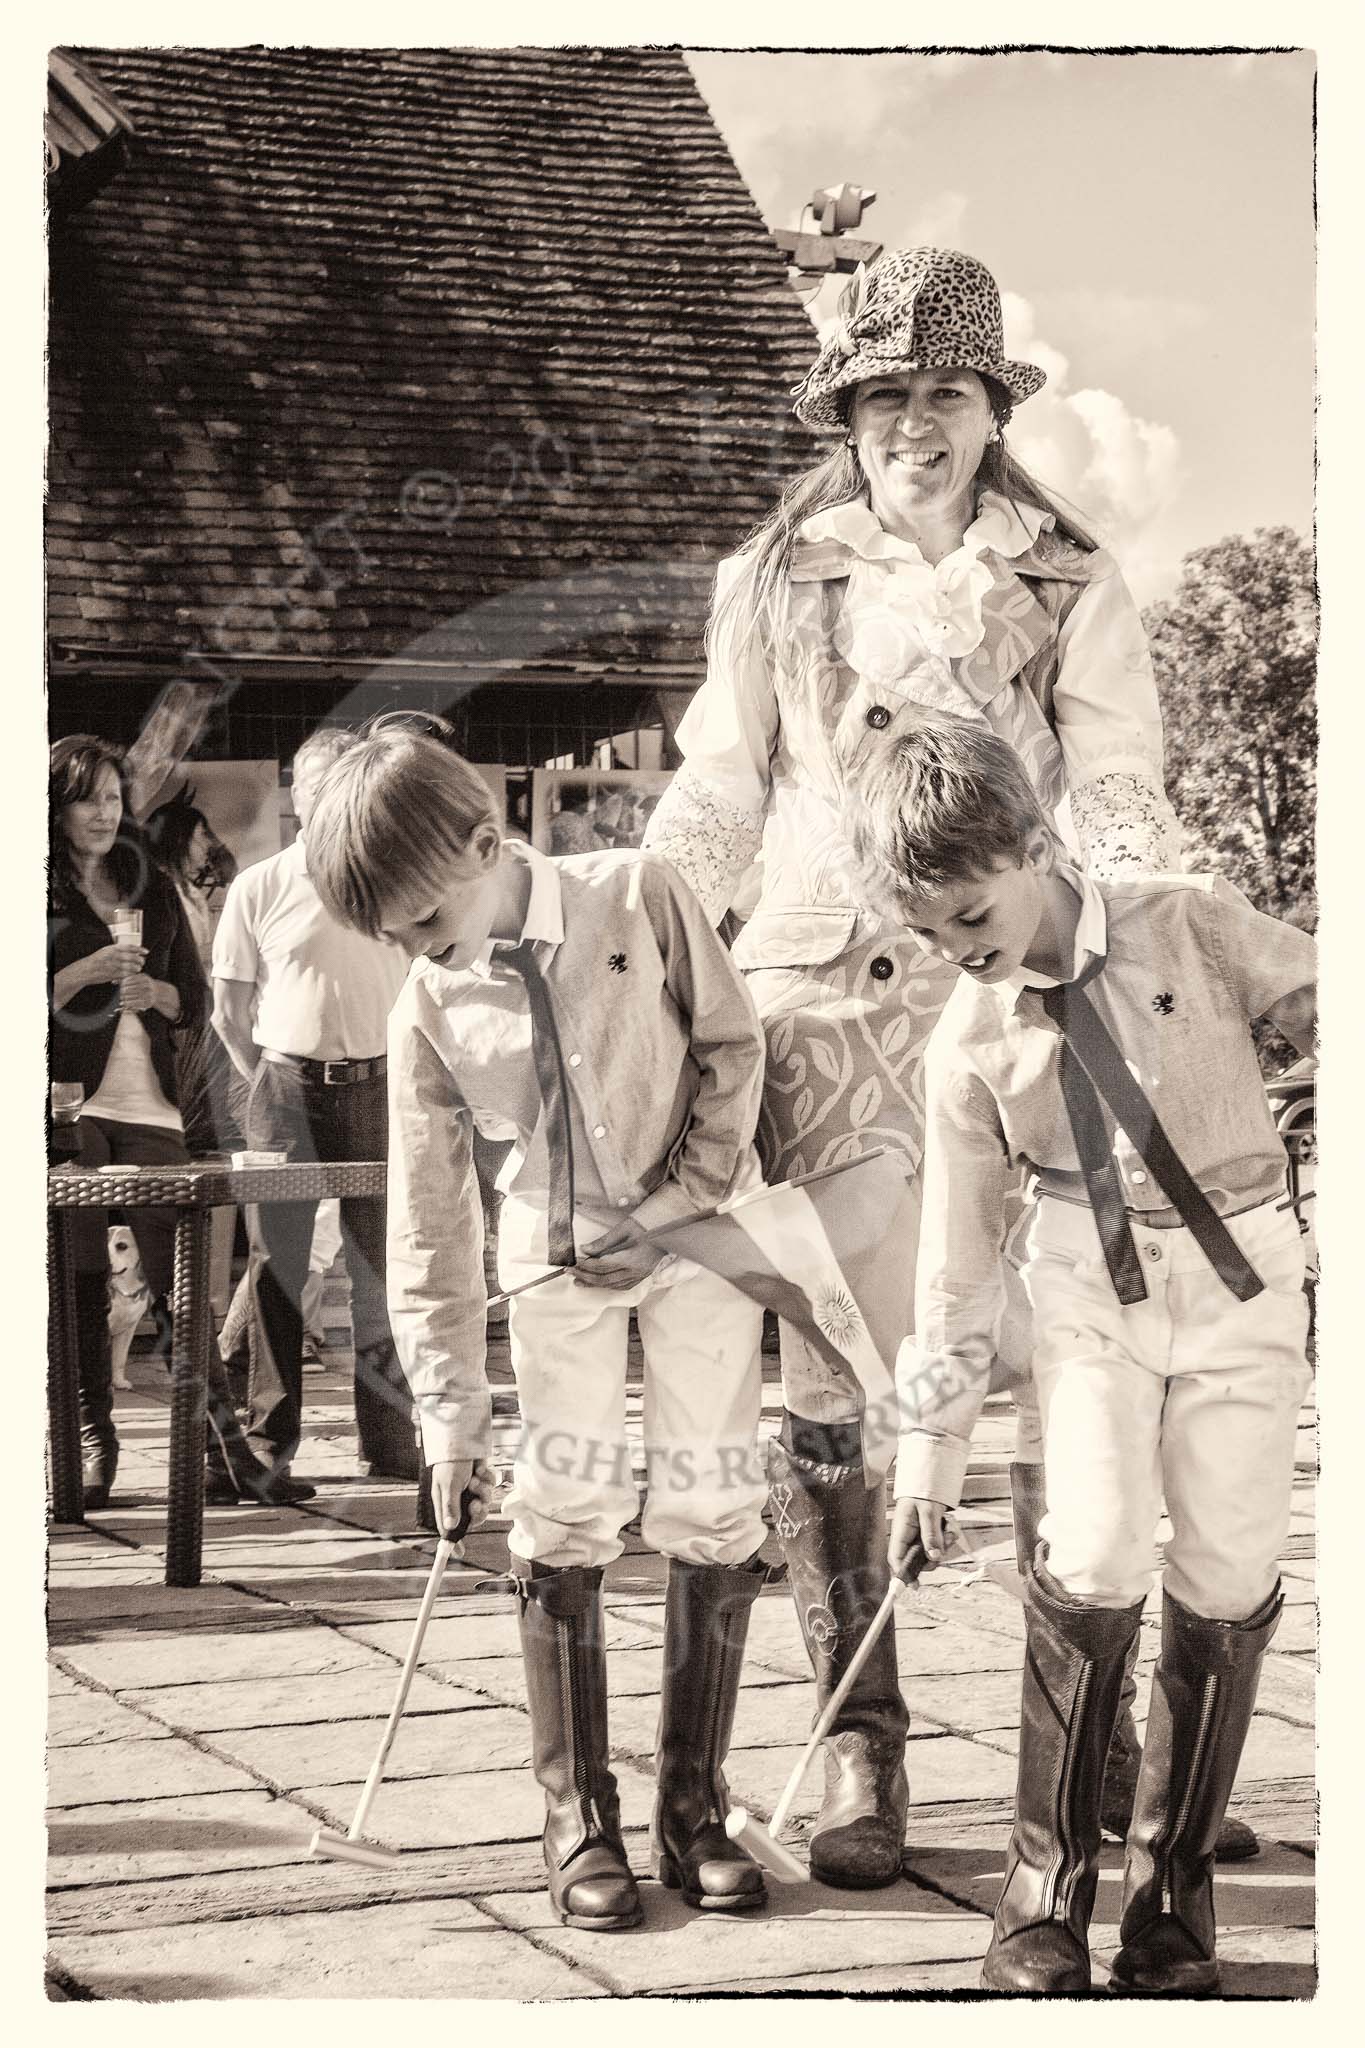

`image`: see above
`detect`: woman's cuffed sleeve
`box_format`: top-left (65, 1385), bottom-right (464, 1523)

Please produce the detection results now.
top-left (644, 554), bottom-right (778, 923)
top-left (1054, 559), bottom-right (1183, 876)
top-left (385, 997), bottom-right (492, 1466)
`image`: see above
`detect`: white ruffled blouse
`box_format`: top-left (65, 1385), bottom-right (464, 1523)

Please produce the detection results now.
top-left (645, 491), bottom-right (1181, 969)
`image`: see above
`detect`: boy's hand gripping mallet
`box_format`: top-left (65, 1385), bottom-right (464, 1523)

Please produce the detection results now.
top-left (309, 1498), bottom-right (470, 1869)
top-left (724, 1567), bottom-right (916, 1882)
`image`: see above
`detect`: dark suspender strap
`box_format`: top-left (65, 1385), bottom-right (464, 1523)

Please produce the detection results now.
top-left (503, 940), bottom-right (577, 1270)
top-left (1041, 981), bottom-right (1263, 1304)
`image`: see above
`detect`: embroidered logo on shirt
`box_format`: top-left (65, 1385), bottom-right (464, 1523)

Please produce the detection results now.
top-left (1152, 991), bottom-right (1175, 1016)
top-left (608, 952), bottom-right (627, 974)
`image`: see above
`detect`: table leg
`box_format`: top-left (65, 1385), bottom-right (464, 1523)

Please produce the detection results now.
top-left (47, 1214), bottom-right (85, 1526)
top-left (166, 1209), bottom-right (211, 1587)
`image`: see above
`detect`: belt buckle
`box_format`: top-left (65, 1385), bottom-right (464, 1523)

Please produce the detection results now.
top-left (322, 1059), bottom-right (350, 1086)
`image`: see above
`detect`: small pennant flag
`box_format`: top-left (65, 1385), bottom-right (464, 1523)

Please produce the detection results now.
top-left (638, 1148), bottom-right (917, 1462)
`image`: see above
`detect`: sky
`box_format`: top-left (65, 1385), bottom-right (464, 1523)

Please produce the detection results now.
top-left (686, 48), bottom-right (1316, 605)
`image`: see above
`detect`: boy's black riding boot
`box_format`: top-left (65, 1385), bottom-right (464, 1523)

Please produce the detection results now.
top-left (516, 1563), bottom-right (641, 1931)
top-left (75, 1272), bottom-right (119, 1509)
top-left (768, 1437), bottom-right (909, 1887)
top-left (982, 1560), bottom-right (1145, 1994)
top-left (1110, 1584), bottom-right (1282, 1997)
top-left (1009, 1461), bottom-right (1258, 1862)
top-left (653, 1554), bottom-right (769, 1912)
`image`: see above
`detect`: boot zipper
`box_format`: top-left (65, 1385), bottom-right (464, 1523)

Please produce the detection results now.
top-left (566, 1623), bottom-right (603, 1838)
top-left (1050, 1661), bottom-right (1091, 1923)
top-left (1159, 1673), bottom-right (1219, 1915)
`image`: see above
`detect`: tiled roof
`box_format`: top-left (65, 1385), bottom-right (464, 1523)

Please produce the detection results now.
top-left (47, 46), bottom-right (819, 675)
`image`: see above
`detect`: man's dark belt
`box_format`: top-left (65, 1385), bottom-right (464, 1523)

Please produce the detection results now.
top-left (260, 1049), bottom-right (387, 1086)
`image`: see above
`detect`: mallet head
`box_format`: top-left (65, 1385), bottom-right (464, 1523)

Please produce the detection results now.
top-left (308, 1827), bottom-right (401, 1870)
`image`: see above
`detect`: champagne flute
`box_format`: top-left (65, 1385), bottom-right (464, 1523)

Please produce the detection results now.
top-left (110, 907), bottom-right (143, 1008)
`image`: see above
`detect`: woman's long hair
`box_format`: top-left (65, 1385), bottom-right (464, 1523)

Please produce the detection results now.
top-left (48, 734), bottom-right (151, 912)
top-left (708, 379), bottom-right (1098, 668)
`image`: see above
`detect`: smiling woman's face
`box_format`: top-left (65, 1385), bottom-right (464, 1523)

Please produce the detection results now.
top-left (60, 762), bottom-right (124, 861)
top-left (849, 366), bottom-right (995, 546)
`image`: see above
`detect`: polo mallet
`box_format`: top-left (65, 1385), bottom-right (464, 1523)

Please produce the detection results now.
top-left (309, 1496), bottom-right (470, 1869)
top-left (725, 1565), bottom-right (916, 1882)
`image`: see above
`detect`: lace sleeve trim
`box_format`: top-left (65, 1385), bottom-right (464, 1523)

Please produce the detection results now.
top-left (1071, 769), bottom-right (1183, 879)
top-left (643, 766), bottom-right (767, 924)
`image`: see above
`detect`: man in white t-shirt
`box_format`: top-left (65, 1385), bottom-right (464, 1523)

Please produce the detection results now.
top-left (211, 730), bottom-right (411, 1504)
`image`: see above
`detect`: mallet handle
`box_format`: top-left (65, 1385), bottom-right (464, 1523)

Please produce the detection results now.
top-left (769, 1573), bottom-right (910, 1840)
top-left (348, 1535), bottom-right (455, 1842)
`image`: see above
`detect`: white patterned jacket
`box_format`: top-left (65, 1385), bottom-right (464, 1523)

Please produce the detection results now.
top-left (645, 493), bottom-right (1180, 970)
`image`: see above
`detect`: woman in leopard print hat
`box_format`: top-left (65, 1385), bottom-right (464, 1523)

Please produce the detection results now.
top-left (644, 246), bottom-right (1258, 1887)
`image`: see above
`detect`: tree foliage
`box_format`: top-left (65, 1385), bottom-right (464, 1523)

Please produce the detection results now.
top-left (1144, 526), bottom-right (1316, 925)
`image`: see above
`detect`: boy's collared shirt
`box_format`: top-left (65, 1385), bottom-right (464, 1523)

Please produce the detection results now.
top-left (384, 841), bottom-right (766, 1464)
top-left (896, 868), bottom-right (1315, 1509)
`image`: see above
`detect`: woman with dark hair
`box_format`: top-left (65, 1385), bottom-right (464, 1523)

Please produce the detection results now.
top-left (641, 247), bottom-right (1237, 1884)
top-left (48, 735), bottom-right (260, 1508)
top-left (145, 781), bottom-right (238, 971)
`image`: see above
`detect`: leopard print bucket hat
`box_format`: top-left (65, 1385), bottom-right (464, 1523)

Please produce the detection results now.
top-left (791, 247), bottom-right (1046, 433)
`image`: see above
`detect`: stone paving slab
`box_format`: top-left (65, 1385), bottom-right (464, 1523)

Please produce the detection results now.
top-left (1238, 1713), bottom-right (1318, 1781)
top-left (725, 1732), bottom-right (1018, 1821)
top-left (48, 1583), bottom-right (273, 1631)
top-left (480, 1878), bottom-right (992, 1993)
top-left (336, 1608), bottom-right (658, 1663)
top-left (220, 1703), bottom-right (536, 1787)
top-left (1257, 1655), bottom-right (1316, 1723)
top-left (293, 1760), bottom-right (652, 1850)
top-left (48, 1789), bottom-right (319, 1885)
top-left (48, 1734), bottom-right (258, 1809)
top-left (664, 1959), bottom-right (990, 1994)
top-left (1272, 1604), bottom-right (1319, 1654)
top-left (57, 1625), bottom-right (383, 1692)
top-left (122, 1664), bottom-right (475, 1733)
top-left (891, 1620), bottom-right (1027, 1678)
top-left (49, 1895), bottom-right (610, 2001)
top-left (47, 1692), bottom-right (176, 1748)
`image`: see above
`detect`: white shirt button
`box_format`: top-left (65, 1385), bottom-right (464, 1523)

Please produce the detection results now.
top-left (567, 1053), bottom-right (583, 1068)
top-left (593, 1124), bottom-right (607, 1139)
top-left (1144, 1242), bottom-right (1162, 1262)
top-left (1131, 1170), bottom-right (1148, 1185)
top-left (617, 1197), bottom-right (630, 1209)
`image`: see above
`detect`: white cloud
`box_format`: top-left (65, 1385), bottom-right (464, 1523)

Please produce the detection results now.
top-left (1002, 293), bottom-right (1185, 602)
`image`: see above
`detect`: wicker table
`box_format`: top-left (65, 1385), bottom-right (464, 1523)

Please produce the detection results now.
top-left (48, 1158), bottom-right (387, 1586)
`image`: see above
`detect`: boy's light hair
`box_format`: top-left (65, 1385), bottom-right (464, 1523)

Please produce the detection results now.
top-left (292, 726), bottom-right (356, 783)
top-left (846, 715), bottom-right (1052, 921)
top-left (305, 730), bottom-right (499, 937)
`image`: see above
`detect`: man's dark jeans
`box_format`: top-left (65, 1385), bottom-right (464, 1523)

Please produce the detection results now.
top-left (245, 1059), bottom-right (418, 1475)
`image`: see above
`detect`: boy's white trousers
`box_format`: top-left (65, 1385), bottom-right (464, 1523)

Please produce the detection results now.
top-left (498, 1200), bottom-right (767, 1572)
top-left (1019, 1195), bottom-right (1310, 1620)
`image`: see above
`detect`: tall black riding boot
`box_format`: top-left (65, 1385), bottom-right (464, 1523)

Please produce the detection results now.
top-left (1009, 1460), bottom-right (1258, 1863)
top-left (981, 1562), bottom-right (1145, 1994)
top-left (516, 1564), bottom-right (642, 1931)
top-left (74, 1272), bottom-right (119, 1510)
top-left (1110, 1583), bottom-right (1282, 1997)
top-left (768, 1437), bottom-right (909, 1887)
top-left (653, 1554), bottom-right (769, 1912)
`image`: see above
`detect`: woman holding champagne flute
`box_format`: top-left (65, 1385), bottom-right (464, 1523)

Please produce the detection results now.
top-left (48, 735), bottom-right (211, 1507)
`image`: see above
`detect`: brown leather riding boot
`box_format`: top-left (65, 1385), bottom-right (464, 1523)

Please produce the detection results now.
top-left (516, 1564), bottom-right (642, 1931)
top-left (1110, 1584), bottom-right (1282, 1997)
top-left (653, 1554), bottom-right (770, 1912)
top-left (1009, 1461), bottom-right (1259, 1863)
top-left (768, 1437), bottom-right (909, 1887)
top-left (981, 1561), bottom-right (1145, 1994)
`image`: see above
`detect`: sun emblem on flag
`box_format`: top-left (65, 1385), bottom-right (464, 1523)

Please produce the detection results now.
top-left (813, 1285), bottom-right (863, 1349)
